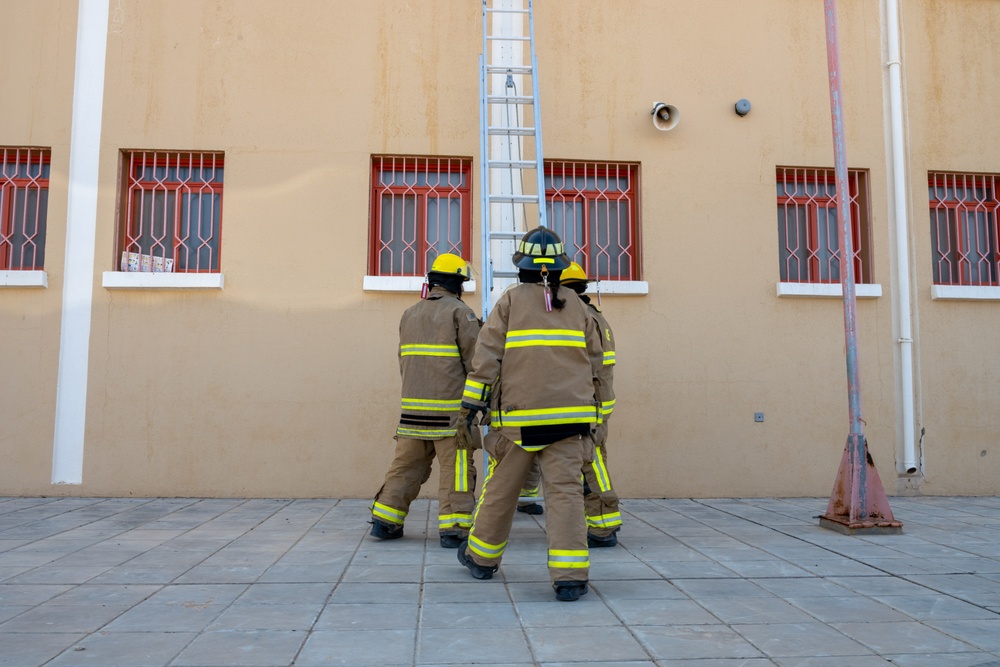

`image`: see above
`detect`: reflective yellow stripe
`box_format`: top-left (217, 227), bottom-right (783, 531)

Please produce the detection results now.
top-left (401, 397), bottom-right (462, 411)
top-left (439, 512), bottom-right (472, 529)
top-left (472, 450), bottom-right (501, 526)
top-left (400, 343), bottom-right (460, 357)
top-left (591, 446), bottom-right (611, 493)
top-left (547, 549), bottom-right (590, 569)
top-left (603, 351), bottom-right (616, 365)
top-left (587, 512), bottom-right (622, 529)
top-left (371, 502), bottom-right (406, 525)
top-left (396, 427), bottom-right (457, 438)
top-left (519, 240), bottom-right (565, 256)
top-left (463, 379), bottom-right (490, 402)
top-left (519, 484), bottom-right (540, 497)
top-left (492, 405), bottom-right (597, 427)
top-left (454, 449), bottom-right (469, 492)
top-left (505, 329), bottom-right (586, 349)
top-left (601, 399), bottom-right (615, 417)
top-left (469, 533), bottom-right (506, 559)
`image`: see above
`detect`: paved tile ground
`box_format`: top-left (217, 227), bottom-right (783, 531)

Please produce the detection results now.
top-left (1, 496), bottom-right (999, 667)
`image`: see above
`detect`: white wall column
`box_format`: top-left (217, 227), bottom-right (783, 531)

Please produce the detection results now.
top-left (52, 0), bottom-right (109, 484)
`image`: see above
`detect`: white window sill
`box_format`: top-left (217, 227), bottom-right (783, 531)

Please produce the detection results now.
top-left (585, 281), bottom-right (649, 295)
top-left (363, 275), bottom-right (478, 293)
top-left (0, 270), bottom-right (48, 288)
top-left (931, 285), bottom-right (1000, 300)
top-left (103, 272), bottom-right (224, 290)
top-left (777, 282), bottom-right (882, 298)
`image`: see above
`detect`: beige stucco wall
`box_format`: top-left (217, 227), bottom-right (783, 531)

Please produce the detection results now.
top-left (1, 0), bottom-right (998, 499)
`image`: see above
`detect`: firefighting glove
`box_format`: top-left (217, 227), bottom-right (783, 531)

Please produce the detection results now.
top-left (460, 402), bottom-right (485, 429)
top-left (456, 418), bottom-right (474, 451)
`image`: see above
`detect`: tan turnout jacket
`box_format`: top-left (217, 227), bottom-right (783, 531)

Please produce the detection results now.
top-left (396, 286), bottom-right (481, 439)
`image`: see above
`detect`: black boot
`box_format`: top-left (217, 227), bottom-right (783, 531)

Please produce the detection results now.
top-left (587, 531), bottom-right (618, 548)
top-left (457, 540), bottom-right (498, 580)
top-left (553, 580), bottom-right (589, 601)
top-left (516, 503), bottom-right (544, 515)
top-left (369, 519), bottom-right (403, 540)
top-left (439, 533), bottom-right (464, 549)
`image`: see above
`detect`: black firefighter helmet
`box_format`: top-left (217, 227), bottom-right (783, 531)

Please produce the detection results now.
top-left (511, 226), bottom-right (571, 271)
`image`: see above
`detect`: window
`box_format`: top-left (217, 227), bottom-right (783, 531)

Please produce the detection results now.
top-left (929, 172), bottom-right (1000, 287)
top-left (1, 147), bottom-right (49, 270)
top-left (117, 151), bottom-right (224, 273)
top-left (776, 167), bottom-right (872, 283)
top-left (369, 156), bottom-right (472, 277)
top-left (545, 160), bottom-right (640, 281)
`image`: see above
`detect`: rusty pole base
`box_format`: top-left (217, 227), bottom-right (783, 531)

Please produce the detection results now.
top-left (819, 433), bottom-right (903, 535)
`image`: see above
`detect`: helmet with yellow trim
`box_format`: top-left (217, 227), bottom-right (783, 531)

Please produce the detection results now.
top-left (428, 253), bottom-right (471, 281)
top-left (511, 226), bottom-right (571, 271)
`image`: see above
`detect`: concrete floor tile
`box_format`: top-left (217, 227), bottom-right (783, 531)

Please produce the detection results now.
top-left (235, 582), bottom-right (333, 605)
top-left (315, 601), bottom-right (419, 631)
top-left (102, 602), bottom-right (229, 632)
top-left (296, 628), bottom-right (416, 666)
top-left (606, 597), bottom-right (721, 625)
top-left (170, 630), bottom-right (306, 666)
top-left (327, 582), bottom-right (421, 604)
top-left (882, 653), bottom-right (1000, 667)
top-left (831, 621), bottom-right (979, 654)
top-left (420, 601), bottom-right (519, 628)
top-left (671, 578), bottom-right (774, 599)
top-left (0, 603), bottom-right (130, 633)
top-left (588, 578), bottom-right (689, 600)
top-left (0, 632), bottom-right (86, 667)
top-left (516, 598), bottom-right (623, 627)
top-left (45, 631), bottom-right (196, 666)
top-left (526, 625), bottom-right (651, 663)
top-left (0, 584), bottom-right (74, 605)
top-left (871, 594), bottom-right (1000, 621)
top-left (633, 624), bottom-right (765, 660)
top-left (784, 595), bottom-right (912, 623)
top-left (420, 626), bottom-right (533, 664)
top-left (696, 596), bottom-right (816, 625)
top-left (925, 619), bottom-right (1000, 651)
top-left (732, 622), bottom-right (872, 658)
top-left (207, 602), bottom-right (322, 631)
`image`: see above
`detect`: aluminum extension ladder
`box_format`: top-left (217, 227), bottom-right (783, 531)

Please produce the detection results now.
top-left (478, 0), bottom-right (548, 320)
top-left (478, 0), bottom-right (548, 506)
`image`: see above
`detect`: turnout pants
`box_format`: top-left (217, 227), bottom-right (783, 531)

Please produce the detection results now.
top-left (584, 422), bottom-right (622, 538)
top-left (467, 433), bottom-right (592, 585)
top-left (372, 434), bottom-right (479, 537)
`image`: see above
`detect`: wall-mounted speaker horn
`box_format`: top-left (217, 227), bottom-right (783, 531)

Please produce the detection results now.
top-left (651, 102), bottom-right (680, 131)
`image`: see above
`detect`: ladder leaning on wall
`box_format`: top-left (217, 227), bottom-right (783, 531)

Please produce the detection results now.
top-left (478, 0), bottom-right (547, 320)
top-left (478, 0), bottom-right (548, 504)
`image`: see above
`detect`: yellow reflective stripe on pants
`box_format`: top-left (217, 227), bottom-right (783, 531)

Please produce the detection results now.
top-left (469, 533), bottom-right (506, 559)
top-left (591, 446), bottom-right (612, 493)
top-left (395, 427), bottom-right (457, 438)
top-left (372, 501), bottom-right (406, 525)
top-left (587, 511), bottom-right (622, 529)
top-left (547, 549), bottom-right (590, 569)
top-left (505, 328), bottom-right (586, 349)
top-left (454, 449), bottom-right (470, 492)
top-left (400, 343), bottom-right (459, 357)
top-left (439, 512), bottom-right (472, 530)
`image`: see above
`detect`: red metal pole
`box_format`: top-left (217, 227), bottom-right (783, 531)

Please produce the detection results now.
top-left (819, 0), bottom-right (901, 534)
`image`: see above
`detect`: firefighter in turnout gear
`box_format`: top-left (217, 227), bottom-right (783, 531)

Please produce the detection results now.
top-left (370, 253), bottom-right (482, 549)
top-left (457, 227), bottom-right (604, 601)
top-left (561, 262), bottom-right (622, 547)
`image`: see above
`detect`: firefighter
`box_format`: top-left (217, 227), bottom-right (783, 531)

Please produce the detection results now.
top-left (561, 262), bottom-right (622, 547)
top-left (369, 253), bottom-right (482, 549)
top-left (456, 227), bottom-right (604, 602)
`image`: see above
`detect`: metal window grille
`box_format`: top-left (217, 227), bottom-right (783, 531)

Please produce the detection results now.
top-left (118, 151), bottom-right (224, 273)
top-left (544, 160), bottom-right (641, 281)
top-left (776, 167), bottom-right (871, 284)
top-left (369, 156), bottom-right (473, 276)
top-left (929, 172), bottom-right (1000, 287)
top-left (0, 147), bottom-right (50, 271)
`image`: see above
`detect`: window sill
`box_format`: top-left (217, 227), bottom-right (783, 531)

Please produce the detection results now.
top-left (0, 270), bottom-right (48, 288)
top-left (585, 281), bottom-right (649, 295)
top-left (777, 282), bottom-right (882, 298)
top-left (363, 275), bottom-right (478, 293)
top-left (103, 272), bottom-right (224, 290)
top-left (931, 285), bottom-right (1000, 300)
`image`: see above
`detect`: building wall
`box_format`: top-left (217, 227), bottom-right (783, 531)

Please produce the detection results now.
top-left (1, 0), bottom-right (998, 498)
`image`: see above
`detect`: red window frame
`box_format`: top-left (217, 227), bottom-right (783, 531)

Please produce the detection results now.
top-left (368, 156), bottom-right (473, 277)
top-left (776, 167), bottom-right (872, 284)
top-left (117, 151), bottom-right (224, 273)
top-left (929, 172), bottom-right (1000, 287)
top-left (544, 160), bottom-right (641, 281)
top-left (0, 147), bottom-right (50, 271)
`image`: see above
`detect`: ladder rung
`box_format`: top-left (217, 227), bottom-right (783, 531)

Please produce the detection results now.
top-left (486, 35), bottom-right (530, 42)
top-left (485, 7), bottom-right (530, 14)
top-left (487, 95), bottom-right (534, 105)
top-left (492, 270), bottom-right (520, 279)
top-left (490, 194), bottom-right (539, 204)
top-left (488, 126), bottom-right (536, 136)
top-left (488, 230), bottom-right (525, 240)
top-left (486, 65), bottom-right (533, 75)
top-left (488, 160), bottom-right (537, 169)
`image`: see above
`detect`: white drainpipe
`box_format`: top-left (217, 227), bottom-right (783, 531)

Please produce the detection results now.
top-left (886, 0), bottom-right (919, 474)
